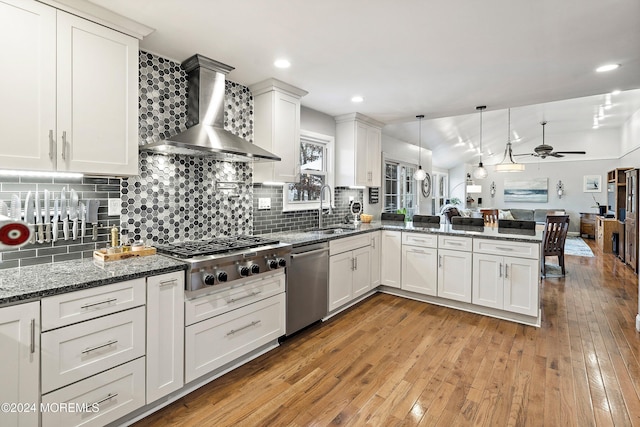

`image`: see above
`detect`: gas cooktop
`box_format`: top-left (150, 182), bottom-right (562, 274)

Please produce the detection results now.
top-left (155, 235), bottom-right (280, 259)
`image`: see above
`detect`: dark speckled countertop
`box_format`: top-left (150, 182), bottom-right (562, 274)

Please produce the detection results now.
top-left (0, 255), bottom-right (187, 306)
top-left (260, 221), bottom-right (543, 247)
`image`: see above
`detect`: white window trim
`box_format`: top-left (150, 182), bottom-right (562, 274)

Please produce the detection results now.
top-left (282, 130), bottom-right (335, 212)
top-left (382, 153), bottom-right (419, 214)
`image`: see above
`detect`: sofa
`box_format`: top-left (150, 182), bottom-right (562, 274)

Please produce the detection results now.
top-left (500, 208), bottom-right (566, 224)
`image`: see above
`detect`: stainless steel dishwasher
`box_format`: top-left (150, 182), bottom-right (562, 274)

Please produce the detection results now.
top-left (286, 241), bottom-right (329, 335)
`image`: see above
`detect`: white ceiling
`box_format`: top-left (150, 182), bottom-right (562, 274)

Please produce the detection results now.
top-left (89, 0), bottom-right (640, 168)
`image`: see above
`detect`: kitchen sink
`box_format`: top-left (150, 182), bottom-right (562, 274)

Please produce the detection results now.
top-left (308, 226), bottom-right (356, 234)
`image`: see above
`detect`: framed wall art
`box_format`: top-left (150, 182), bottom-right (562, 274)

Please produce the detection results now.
top-left (583, 175), bottom-right (602, 192)
top-left (504, 177), bottom-right (548, 203)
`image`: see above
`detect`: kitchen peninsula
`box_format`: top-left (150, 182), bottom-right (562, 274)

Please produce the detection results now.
top-left (263, 220), bottom-right (543, 327)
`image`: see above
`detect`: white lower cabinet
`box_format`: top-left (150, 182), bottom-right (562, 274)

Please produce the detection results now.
top-left (473, 253), bottom-right (539, 316)
top-left (41, 306), bottom-right (146, 394)
top-left (41, 357), bottom-right (146, 427)
top-left (0, 301), bottom-right (39, 427)
top-left (146, 271), bottom-right (185, 403)
top-left (185, 293), bottom-right (285, 383)
top-left (380, 230), bottom-right (402, 288)
top-left (328, 235), bottom-right (372, 312)
top-left (402, 245), bottom-right (438, 296)
top-left (437, 248), bottom-right (473, 303)
top-left (472, 239), bottom-right (540, 317)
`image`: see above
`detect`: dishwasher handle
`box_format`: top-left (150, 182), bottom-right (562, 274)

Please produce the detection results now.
top-left (290, 247), bottom-right (329, 259)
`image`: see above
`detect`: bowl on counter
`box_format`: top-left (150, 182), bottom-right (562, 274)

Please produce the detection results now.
top-left (360, 214), bottom-right (373, 223)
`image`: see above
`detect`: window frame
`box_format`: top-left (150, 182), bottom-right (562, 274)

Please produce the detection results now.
top-left (282, 130), bottom-right (335, 212)
top-left (382, 155), bottom-right (419, 217)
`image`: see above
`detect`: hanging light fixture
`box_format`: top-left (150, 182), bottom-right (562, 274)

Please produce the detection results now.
top-left (413, 114), bottom-right (427, 181)
top-left (473, 106), bottom-right (488, 179)
top-left (495, 108), bottom-right (525, 172)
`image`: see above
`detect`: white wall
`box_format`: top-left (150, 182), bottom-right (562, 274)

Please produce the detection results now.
top-left (300, 106), bottom-right (336, 137)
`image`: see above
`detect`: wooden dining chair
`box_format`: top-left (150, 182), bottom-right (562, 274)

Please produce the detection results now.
top-left (443, 207), bottom-right (461, 224)
top-left (541, 215), bottom-right (570, 277)
top-left (480, 209), bottom-right (499, 224)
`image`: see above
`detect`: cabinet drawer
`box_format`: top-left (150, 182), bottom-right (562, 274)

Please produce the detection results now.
top-left (41, 357), bottom-right (145, 427)
top-left (402, 232), bottom-right (437, 248)
top-left (473, 239), bottom-right (539, 259)
top-left (438, 235), bottom-right (472, 251)
top-left (41, 307), bottom-right (145, 393)
top-left (329, 233), bottom-right (371, 255)
top-left (42, 278), bottom-right (145, 331)
top-left (185, 293), bottom-right (285, 383)
top-left (185, 272), bottom-right (285, 326)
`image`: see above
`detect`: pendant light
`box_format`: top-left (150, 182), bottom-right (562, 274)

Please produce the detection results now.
top-left (413, 114), bottom-right (427, 181)
top-left (473, 105), bottom-right (488, 179)
top-left (495, 108), bottom-right (525, 172)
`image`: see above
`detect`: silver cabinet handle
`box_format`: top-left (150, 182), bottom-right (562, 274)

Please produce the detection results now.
top-left (81, 298), bottom-right (117, 309)
top-left (371, 237), bottom-right (376, 249)
top-left (91, 393), bottom-right (118, 407)
top-left (499, 263), bottom-right (503, 278)
top-left (505, 264), bottom-right (509, 279)
top-left (354, 257), bottom-right (358, 270)
top-left (160, 279), bottom-right (177, 287)
top-left (61, 131), bottom-right (67, 160)
top-left (447, 242), bottom-right (463, 246)
top-left (48, 130), bottom-right (55, 160)
top-left (226, 320), bottom-right (260, 336)
top-left (81, 339), bottom-right (118, 354)
top-left (351, 258), bottom-right (355, 270)
top-left (495, 246), bottom-right (514, 252)
top-left (227, 290), bottom-right (261, 303)
top-left (438, 255), bottom-right (443, 268)
top-left (30, 318), bottom-right (35, 354)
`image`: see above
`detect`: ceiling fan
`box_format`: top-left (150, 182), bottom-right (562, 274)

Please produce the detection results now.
top-left (514, 121), bottom-right (586, 159)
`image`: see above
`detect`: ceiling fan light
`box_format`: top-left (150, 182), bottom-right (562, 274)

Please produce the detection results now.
top-left (495, 162), bottom-right (525, 172)
top-left (495, 109), bottom-right (524, 173)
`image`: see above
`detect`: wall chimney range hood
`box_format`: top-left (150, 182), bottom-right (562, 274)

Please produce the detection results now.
top-left (140, 54), bottom-right (281, 162)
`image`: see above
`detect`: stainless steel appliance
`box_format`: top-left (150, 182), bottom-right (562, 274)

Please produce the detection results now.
top-left (286, 242), bottom-right (329, 335)
top-left (155, 235), bottom-right (291, 293)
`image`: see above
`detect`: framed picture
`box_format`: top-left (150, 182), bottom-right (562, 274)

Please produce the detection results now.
top-left (583, 175), bottom-right (602, 192)
top-left (504, 178), bottom-right (548, 203)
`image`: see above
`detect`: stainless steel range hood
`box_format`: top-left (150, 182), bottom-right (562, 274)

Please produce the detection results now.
top-left (140, 54), bottom-right (280, 162)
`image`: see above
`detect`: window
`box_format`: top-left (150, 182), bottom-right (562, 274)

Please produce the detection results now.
top-left (383, 158), bottom-right (417, 218)
top-left (283, 130), bottom-right (334, 211)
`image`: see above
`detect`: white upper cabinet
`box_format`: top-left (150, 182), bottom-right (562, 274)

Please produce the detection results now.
top-left (0, 0), bottom-right (139, 175)
top-left (335, 113), bottom-right (383, 187)
top-left (250, 78), bottom-right (308, 183)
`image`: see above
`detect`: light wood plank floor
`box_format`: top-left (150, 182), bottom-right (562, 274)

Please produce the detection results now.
top-left (135, 240), bottom-right (640, 426)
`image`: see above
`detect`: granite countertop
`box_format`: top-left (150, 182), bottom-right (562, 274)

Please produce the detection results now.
top-left (260, 221), bottom-right (543, 247)
top-left (0, 255), bottom-right (187, 306)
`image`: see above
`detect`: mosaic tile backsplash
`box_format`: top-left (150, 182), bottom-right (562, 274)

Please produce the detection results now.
top-left (121, 152), bottom-right (252, 243)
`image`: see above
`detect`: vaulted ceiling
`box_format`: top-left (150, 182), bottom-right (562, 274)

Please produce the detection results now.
top-left (89, 0), bottom-right (640, 168)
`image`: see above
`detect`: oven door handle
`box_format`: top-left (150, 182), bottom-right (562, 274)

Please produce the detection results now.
top-left (290, 248), bottom-right (329, 259)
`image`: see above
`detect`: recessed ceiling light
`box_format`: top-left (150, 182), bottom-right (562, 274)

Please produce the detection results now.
top-left (596, 63), bottom-right (620, 72)
top-left (274, 59), bottom-right (291, 69)
top-left (351, 95), bottom-right (364, 103)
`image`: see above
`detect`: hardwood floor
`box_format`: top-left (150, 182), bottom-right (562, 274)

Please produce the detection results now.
top-left (134, 240), bottom-right (640, 426)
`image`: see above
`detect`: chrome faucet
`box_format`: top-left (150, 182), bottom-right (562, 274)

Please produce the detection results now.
top-left (318, 184), bottom-right (333, 229)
